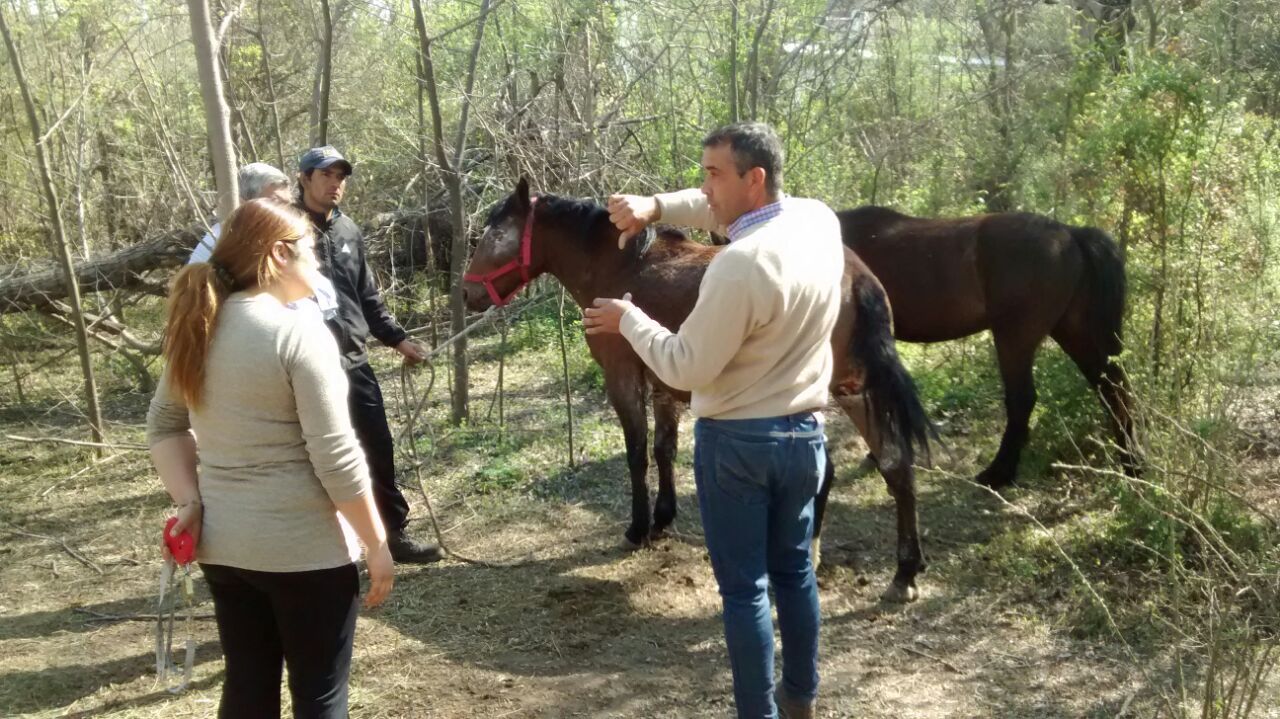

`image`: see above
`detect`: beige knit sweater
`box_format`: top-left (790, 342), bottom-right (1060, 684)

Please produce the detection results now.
top-left (147, 292), bottom-right (371, 572)
top-left (618, 189), bottom-right (845, 419)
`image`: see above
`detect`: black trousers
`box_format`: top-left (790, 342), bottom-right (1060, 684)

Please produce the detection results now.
top-left (202, 563), bottom-right (360, 719)
top-left (345, 362), bottom-right (410, 534)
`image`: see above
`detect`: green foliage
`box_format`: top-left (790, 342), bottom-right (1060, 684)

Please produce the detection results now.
top-left (471, 451), bottom-right (527, 494)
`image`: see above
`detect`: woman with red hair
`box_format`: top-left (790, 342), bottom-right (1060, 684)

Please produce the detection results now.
top-left (146, 198), bottom-right (393, 719)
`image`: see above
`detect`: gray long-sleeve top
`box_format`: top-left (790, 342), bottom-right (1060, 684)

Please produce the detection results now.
top-left (146, 293), bottom-right (372, 572)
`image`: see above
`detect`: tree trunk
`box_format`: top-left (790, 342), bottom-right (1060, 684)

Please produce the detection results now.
top-left (414, 52), bottom-right (439, 348)
top-left (975, 1), bottom-right (1018, 212)
top-left (96, 131), bottom-right (122, 246)
top-left (578, 24), bottom-right (596, 193)
top-left (745, 0), bottom-right (775, 121)
top-left (220, 33), bottom-right (256, 162)
top-left (0, 6), bottom-right (106, 452)
top-left (729, 0), bottom-right (740, 122)
top-left (449, 0), bottom-right (494, 425)
top-left (255, 0), bottom-right (286, 170)
top-left (314, 0), bottom-right (333, 146)
top-left (73, 16), bottom-right (94, 260)
top-left (412, 0), bottom-right (493, 426)
top-left (187, 0), bottom-right (239, 220)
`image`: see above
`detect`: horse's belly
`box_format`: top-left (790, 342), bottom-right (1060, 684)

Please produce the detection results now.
top-left (881, 282), bottom-right (988, 344)
top-left (894, 319), bottom-right (984, 344)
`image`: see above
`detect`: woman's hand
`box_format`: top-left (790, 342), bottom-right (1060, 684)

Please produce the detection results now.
top-left (363, 541), bottom-right (394, 609)
top-left (162, 501), bottom-right (203, 559)
top-left (332, 494), bottom-right (394, 608)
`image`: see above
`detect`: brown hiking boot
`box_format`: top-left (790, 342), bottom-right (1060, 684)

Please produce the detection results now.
top-left (777, 688), bottom-right (815, 719)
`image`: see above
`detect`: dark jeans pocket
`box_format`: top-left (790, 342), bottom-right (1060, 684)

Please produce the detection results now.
top-left (712, 434), bottom-right (778, 506)
top-left (800, 437), bottom-right (825, 498)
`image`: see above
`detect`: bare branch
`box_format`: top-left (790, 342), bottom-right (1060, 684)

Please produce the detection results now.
top-left (4, 434), bottom-right (149, 451)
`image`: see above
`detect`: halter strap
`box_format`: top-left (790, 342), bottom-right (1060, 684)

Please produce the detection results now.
top-left (462, 196), bottom-right (537, 307)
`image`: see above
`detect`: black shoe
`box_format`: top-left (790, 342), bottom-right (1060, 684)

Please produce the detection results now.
top-left (388, 532), bottom-right (443, 564)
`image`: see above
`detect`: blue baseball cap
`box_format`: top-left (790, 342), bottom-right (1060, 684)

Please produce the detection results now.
top-left (298, 145), bottom-right (353, 175)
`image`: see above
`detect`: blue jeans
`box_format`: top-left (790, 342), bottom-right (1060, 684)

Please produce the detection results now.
top-left (694, 413), bottom-right (824, 719)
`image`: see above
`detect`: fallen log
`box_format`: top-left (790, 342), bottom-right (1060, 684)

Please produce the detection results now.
top-left (0, 205), bottom-right (461, 317)
top-left (0, 227), bottom-right (201, 315)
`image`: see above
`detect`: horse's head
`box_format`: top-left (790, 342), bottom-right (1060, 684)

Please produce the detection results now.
top-left (463, 177), bottom-right (542, 311)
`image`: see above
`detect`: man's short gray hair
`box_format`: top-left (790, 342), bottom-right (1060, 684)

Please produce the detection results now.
top-left (238, 162), bottom-right (289, 201)
top-left (702, 122), bottom-right (785, 198)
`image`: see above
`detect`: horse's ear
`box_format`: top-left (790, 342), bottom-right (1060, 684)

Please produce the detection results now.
top-left (515, 177), bottom-right (531, 211)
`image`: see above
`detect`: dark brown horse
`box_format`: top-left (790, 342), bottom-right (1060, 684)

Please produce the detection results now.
top-left (839, 206), bottom-right (1137, 487)
top-left (462, 179), bottom-right (934, 601)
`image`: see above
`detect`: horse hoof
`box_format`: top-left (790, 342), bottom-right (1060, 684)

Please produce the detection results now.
top-left (974, 468), bottom-right (1014, 489)
top-left (653, 506), bottom-right (678, 531)
top-left (880, 582), bottom-right (919, 603)
top-left (648, 526), bottom-right (671, 542)
top-left (619, 535), bottom-right (645, 551)
top-left (854, 453), bottom-right (879, 478)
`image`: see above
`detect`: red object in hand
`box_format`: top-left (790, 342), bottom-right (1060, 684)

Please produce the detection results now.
top-left (164, 516), bottom-right (196, 566)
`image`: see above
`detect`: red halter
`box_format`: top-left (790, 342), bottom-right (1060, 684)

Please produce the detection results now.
top-left (463, 197), bottom-right (537, 308)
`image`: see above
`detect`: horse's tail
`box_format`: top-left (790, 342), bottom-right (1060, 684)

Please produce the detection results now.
top-left (850, 275), bottom-right (936, 469)
top-left (1069, 225), bottom-right (1127, 356)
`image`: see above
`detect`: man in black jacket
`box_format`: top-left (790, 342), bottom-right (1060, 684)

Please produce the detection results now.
top-left (297, 145), bottom-right (440, 564)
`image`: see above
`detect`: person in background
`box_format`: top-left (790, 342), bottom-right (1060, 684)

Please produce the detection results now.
top-left (148, 198), bottom-right (393, 718)
top-left (295, 145), bottom-right (439, 564)
top-left (188, 162), bottom-right (339, 319)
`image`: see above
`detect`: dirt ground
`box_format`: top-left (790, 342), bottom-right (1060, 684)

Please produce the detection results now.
top-left (1, 344), bottom-right (1276, 718)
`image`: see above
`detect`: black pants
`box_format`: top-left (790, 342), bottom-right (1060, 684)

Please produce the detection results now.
top-left (202, 563), bottom-right (360, 719)
top-left (346, 362), bottom-right (410, 534)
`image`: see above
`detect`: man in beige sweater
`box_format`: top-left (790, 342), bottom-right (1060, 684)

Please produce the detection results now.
top-left (584, 122), bottom-right (842, 719)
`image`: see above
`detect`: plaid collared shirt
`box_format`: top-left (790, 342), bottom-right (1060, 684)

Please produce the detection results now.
top-left (726, 198), bottom-right (786, 242)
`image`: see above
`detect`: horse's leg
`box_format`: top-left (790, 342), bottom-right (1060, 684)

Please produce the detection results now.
top-left (976, 329), bottom-right (1042, 488)
top-left (1051, 323), bottom-right (1139, 475)
top-left (1104, 363), bottom-right (1139, 476)
top-left (811, 447), bottom-right (836, 570)
top-left (650, 391), bottom-right (680, 539)
top-left (605, 365), bottom-right (651, 548)
top-left (837, 392), bottom-right (924, 603)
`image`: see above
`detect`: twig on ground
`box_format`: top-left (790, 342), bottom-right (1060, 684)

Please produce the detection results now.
top-left (902, 645), bottom-right (965, 674)
top-left (38, 453), bottom-right (125, 497)
top-left (1115, 690), bottom-right (1136, 718)
top-left (5, 434), bottom-right (147, 451)
top-left (73, 607), bottom-right (215, 623)
top-left (1, 522), bottom-right (104, 575)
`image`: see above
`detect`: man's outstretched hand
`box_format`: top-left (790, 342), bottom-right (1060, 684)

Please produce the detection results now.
top-left (582, 292), bottom-right (635, 335)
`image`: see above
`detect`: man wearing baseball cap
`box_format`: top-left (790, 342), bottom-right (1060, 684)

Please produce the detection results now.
top-left (297, 145), bottom-right (439, 564)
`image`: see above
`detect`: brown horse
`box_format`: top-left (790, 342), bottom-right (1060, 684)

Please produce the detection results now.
top-left (462, 179), bottom-right (934, 601)
top-left (839, 206), bottom-right (1137, 487)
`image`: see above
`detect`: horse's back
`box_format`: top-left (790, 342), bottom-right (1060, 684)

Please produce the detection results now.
top-left (971, 213), bottom-right (1085, 330)
top-left (838, 206), bottom-right (989, 342)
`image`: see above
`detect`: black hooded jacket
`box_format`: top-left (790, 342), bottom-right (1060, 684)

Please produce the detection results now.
top-left (301, 204), bottom-right (407, 369)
